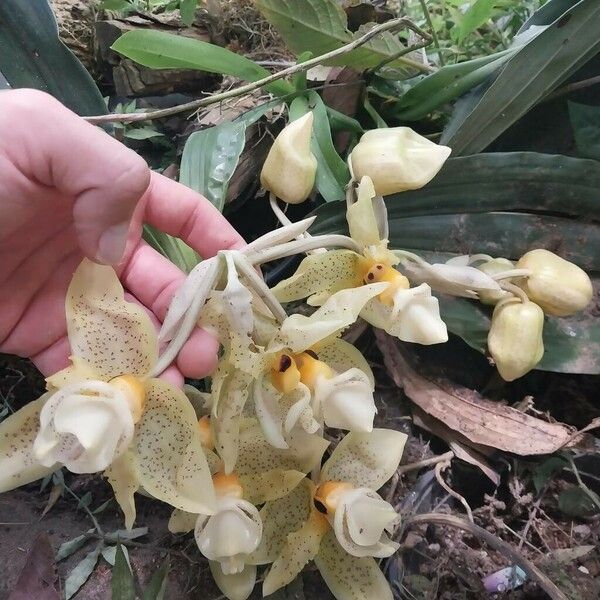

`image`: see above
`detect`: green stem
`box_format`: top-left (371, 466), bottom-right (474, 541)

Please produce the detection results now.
top-left (418, 0), bottom-right (445, 66)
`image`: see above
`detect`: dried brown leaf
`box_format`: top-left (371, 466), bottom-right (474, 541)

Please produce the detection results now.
top-left (376, 331), bottom-right (577, 456)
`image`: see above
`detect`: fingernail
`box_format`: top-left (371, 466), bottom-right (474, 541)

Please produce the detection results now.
top-left (96, 221), bottom-right (130, 265)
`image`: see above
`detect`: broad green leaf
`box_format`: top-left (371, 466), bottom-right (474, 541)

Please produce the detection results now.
top-left (456, 0), bottom-right (500, 43)
top-left (289, 93), bottom-right (349, 202)
top-left (111, 544), bottom-right (135, 600)
top-left (441, 0), bottom-right (600, 154)
top-left (254, 0), bottom-right (427, 73)
top-left (0, 0), bottom-right (106, 116)
top-left (142, 556), bottom-right (170, 600)
top-left (56, 532), bottom-right (93, 561)
top-left (373, 49), bottom-right (515, 121)
top-left (64, 543), bottom-right (103, 599)
top-left (180, 122), bottom-right (246, 212)
top-left (558, 486), bottom-right (599, 517)
top-left (101, 0), bottom-right (132, 10)
top-left (568, 101), bottom-right (600, 160)
top-left (111, 30), bottom-right (293, 97)
top-left (180, 0), bottom-right (197, 26)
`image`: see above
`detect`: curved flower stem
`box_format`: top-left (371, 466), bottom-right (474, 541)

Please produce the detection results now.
top-left (466, 253), bottom-right (495, 264)
top-left (246, 235), bottom-right (361, 265)
top-left (492, 268), bottom-right (530, 281)
top-left (232, 253), bottom-right (287, 324)
top-left (500, 282), bottom-right (530, 303)
top-left (393, 249), bottom-right (430, 266)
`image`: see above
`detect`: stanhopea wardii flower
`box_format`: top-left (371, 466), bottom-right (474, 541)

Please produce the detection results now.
top-left (0, 259), bottom-right (215, 527)
top-left (271, 176), bottom-right (449, 345)
top-left (169, 417), bottom-right (329, 600)
top-left (248, 429), bottom-right (407, 599)
top-left (203, 283), bottom-right (383, 473)
top-left (516, 249), bottom-right (593, 316)
top-left (260, 111), bottom-right (317, 204)
top-left (487, 297), bottom-right (545, 381)
top-left (348, 126), bottom-right (451, 196)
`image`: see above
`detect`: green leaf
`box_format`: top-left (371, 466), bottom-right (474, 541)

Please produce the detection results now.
top-left (456, 0), bottom-right (499, 44)
top-left (568, 101), bottom-right (600, 160)
top-left (377, 49), bottom-right (515, 121)
top-left (56, 532), bottom-right (93, 561)
top-left (0, 0), bottom-right (106, 116)
top-left (143, 225), bottom-right (199, 274)
top-left (254, 0), bottom-right (427, 73)
top-left (124, 127), bottom-right (164, 140)
top-left (64, 543), bottom-right (103, 599)
top-left (111, 30), bottom-right (293, 97)
top-left (292, 51), bottom-right (313, 91)
top-left (290, 92), bottom-right (349, 202)
top-left (142, 556), bottom-right (170, 600)
top-left (179, 0), bottom-right (197, 26)
top-left (532, 456), bottom-right (568, 494)
top-left (101, 0), bottom-right (132, 10)
top-left (558, 486), bottom-right (599, 517)
top-left (441, 0), bottom-right (600, 154)
top-left (111, 544), bottom-right (135, 600)
top-left (105, 527), bottom-right (148, 543)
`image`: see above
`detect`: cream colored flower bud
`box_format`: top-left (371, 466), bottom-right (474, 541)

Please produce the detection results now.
top-left (488, 299), bottom-right (544, 381)
top-left (477, 258), bottom-right (515, 305)
top-left (516, 249), bottom-right (593, 316)
top-left (260, 112), bottom-right (317, 204)
top-left (348, 127), bottom-right (451, 196)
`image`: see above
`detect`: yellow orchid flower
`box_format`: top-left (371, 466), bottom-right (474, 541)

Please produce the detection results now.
top-left (169, 417), bottom-right (329, 600)
top-left (248, 428), bottom-right (407, 599)
top-left (0, 259), bottom-right (215, 528)
top-left (272, 176), bottom-right (449, 345)
top-left (203, 284), bottom-right (386, 474)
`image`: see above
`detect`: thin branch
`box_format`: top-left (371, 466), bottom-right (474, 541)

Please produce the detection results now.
top-left (84, 17), bottom-right (432, 124)
top-left (403, 513), bottom-right (569, 600)
top-left (396, 451), bottom-right (454, 476)
top-left (544, 74), bottom-right (600, 102)
top-left (418, 0), bottom-right (444, 66)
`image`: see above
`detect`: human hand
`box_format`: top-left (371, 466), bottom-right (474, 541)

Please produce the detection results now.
top-left (0, 89), bottom-right (244, 385)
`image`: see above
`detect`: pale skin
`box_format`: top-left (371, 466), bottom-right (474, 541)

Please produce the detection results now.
top-left (0, 89), bottom-right (244, 385)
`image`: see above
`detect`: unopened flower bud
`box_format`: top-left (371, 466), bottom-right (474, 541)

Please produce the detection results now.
top-left (348, 127), bottom-right (451, 196)
top-left (487, 299), bottom-right (544, 381)
top-left (477, 258), bottom-right (515, 305)
top-left (260, 112), bottom-right (317, 204)
top-left (516, 249), bottom-right (593, 316)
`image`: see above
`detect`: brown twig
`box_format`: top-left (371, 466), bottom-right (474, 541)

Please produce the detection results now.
top-left (403, 513), bottom-right (569, 600)
top-left (435, 460), bottom-right (474, 523)
top-left (397, 451), bottom-right (455, 476)
top-left (84, 17), bottom-right (432, 124)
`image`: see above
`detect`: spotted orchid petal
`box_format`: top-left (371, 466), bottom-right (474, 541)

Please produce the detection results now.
top-left (0, 394), bottom-right (56, 493)
top-left (212, 369), bottom-right (253, 474)
top-left (332, 488), bottom-right (399, 558)
top-left (263, 509), bottom-right (328, 596)
top-left (313, 369), bottom-right (376, 433)
top-left (234, 418), bottom-right (328, 504)
top-left (314, 338), bottom-right (375, 387)
top-left (221, 252), bottom-right (255, 339)
top-left (45, 357), bottom-right (98, 390)
top-left (314, 529), bottom-right (393, 600)
top-left (270, 250), bottom-right (364, 305)
top-left (252, 376), bottom-right (287, 449)
top-left (134, 378), bottom-right (216, 514)
top-left (248, 478), bottom-right (314, 565)
top-left (321, 429), bottom-right (407, 491)
top-left (33, 380), bottom-right (135, 473)
top-left (209, 560), bottom-right (257, 600)
top-left (105, 450), bottom-right (139, 529)
top-left (168, 508), bottom-right (198, 533)
top-left (346, 176), bottom-right (382, 249)
top-left (361, 284), bottom-right (448, 345)
top-left (66, 259), bottom-right (158, 379)
top-left (271, 283), bottom-right (387, 353)
top-left (195, 497), bottom-right (262, 575)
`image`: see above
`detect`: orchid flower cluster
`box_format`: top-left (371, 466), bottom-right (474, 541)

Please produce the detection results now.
top-left (0, 112), bottom-right (593, 600)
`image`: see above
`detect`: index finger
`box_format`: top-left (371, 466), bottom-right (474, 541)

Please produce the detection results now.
top-left (143, 171), bottom-right (245, 258)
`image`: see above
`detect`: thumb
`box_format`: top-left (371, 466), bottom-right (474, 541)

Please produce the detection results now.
top-left (0, 89), bottom-right (151, 264)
